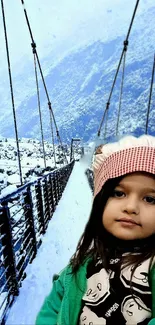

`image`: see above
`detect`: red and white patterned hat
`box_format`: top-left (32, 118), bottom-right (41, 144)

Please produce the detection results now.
top-left (93, 135), bottom-right (155, 198)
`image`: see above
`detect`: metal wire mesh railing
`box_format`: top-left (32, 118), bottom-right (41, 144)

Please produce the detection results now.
top-left (0, 160), bottom-right (74, 323)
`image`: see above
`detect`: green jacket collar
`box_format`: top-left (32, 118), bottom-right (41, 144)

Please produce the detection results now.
top-left (57, 258), bottom-right (90, 325)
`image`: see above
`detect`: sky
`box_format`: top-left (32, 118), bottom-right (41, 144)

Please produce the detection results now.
top-left (0, 0), bottom-right (154, 72)
top-left (5, 160), bottom-right (92, 325)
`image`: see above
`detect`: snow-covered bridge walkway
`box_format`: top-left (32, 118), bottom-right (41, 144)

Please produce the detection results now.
top-left (6, 161), bottom-right (92, 325)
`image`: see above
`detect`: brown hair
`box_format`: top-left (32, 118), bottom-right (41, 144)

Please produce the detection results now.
top-left (70, 176), bottom-right (155, 276)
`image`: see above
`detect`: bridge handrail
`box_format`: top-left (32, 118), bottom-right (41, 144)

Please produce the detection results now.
top-left (0, 162), bottom-right (73, 203)
top-left (0, 160), bottom-right (75, 324)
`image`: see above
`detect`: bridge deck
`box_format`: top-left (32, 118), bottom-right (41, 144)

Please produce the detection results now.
top-left (6, 161), bottom-right (92, 325)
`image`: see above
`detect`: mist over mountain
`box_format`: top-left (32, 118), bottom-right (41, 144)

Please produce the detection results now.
top-left (0, 3), bottom-right (154, 144)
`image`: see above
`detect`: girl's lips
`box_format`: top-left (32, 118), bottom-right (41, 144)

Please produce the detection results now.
top-left (117, 218), bottom-right (139, 225)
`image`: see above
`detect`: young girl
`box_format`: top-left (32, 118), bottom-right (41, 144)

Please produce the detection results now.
top-left (36, 135), bottom-right (155, 325)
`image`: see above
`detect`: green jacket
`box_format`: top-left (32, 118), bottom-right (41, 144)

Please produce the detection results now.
top-left (36, 259), bottom-right (155, 325)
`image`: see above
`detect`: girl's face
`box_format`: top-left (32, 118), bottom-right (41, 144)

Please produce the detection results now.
top-left (102, 172), bottom-right (155, 240)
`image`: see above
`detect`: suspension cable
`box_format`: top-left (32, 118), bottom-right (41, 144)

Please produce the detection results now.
top-left (104, 108), bottom-right (109, 140)
top-left (32, 42), bottom-right (46, 168)
top-left (146, 54), bottom-right (155, 134)
top-left (49, 110), bottom-right (56, 167)
top-left (1, 0), bottom-right (23, 185)
top-left (116, 47), bottom-right (127, 135)
top-left (97, 0), bottom-right (140, 137)
top-left (48, 102), bottom-right (68, 164)
top-left (98, 102), bottom-right (110, 138)
top-left (20, 0), bottom-right (68, 163)
top-left (58, 142), bottom-right (62, 167)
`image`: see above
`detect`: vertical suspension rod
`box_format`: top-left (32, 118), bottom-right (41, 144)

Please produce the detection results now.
top-left (146, 54), bottom-right (155, 134)
top-left (1, 0), bottom-right (23, 185)
top-left (97, 0), bottom-right (140, 137)
top-left (116, 48), bottom-right (127, 135)
top-left (49, 110), bottom-right (56, 167)
top-left (32, 44), bottom-right (46, 168)
top-left (20, 0), bottom-right (68, 163)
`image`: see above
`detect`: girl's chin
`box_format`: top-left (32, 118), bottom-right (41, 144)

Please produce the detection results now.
top-left (108, 230), bottom-right (142, 241)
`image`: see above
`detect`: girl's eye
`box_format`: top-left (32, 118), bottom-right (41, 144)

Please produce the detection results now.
top-left (112, 190), bottom-right (125, 198)
top-left (144, 196), bottom-right (155, 204)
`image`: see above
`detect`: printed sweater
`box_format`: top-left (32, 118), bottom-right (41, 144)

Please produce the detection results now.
top-left (36, 258), bottom-right (155, 325)
top-left (79, 256), bottom-right (153, 324)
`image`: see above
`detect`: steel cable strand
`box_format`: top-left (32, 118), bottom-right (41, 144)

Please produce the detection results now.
top-left (32, 42), bottom-right (47, 168)
top-left (116, 45), bottom-right (128, 136)
top-left (20, 0), bottom-right (68, 164)
top-left (97, 0), bottom-right (140, 137)
top-left (146, 54), bottom-right (155, 134)
top-left (49, 111), bottom-right (56, 168)
top-left (1, 0), bottom-right (23, 185)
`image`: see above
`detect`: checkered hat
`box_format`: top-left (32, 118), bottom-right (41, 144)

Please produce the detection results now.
top-left (93, 135), bottom-right (155, 197)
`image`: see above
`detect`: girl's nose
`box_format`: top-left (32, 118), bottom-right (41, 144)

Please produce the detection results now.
top-left (122, 196), bottom-right (139, 215)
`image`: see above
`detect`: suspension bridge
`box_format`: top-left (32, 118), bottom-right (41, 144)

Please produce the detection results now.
top-left (0, 0), bottom-right (154, 323)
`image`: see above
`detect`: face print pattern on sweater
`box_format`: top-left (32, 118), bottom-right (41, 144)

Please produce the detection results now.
top-left (79, 256), bottom-right (152, 325)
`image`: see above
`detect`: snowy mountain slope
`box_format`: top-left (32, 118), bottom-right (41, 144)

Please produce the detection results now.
top-left (0, 5), bottom-right (154, 143)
